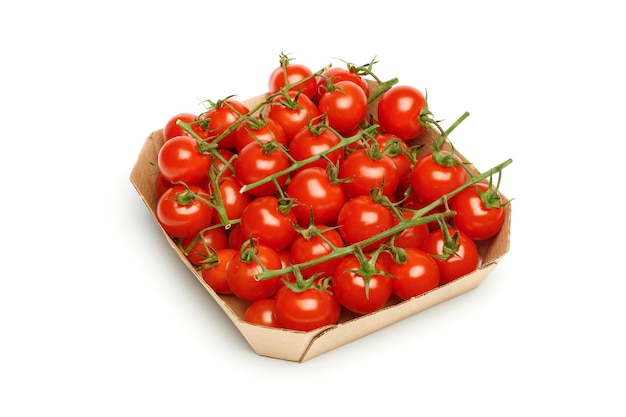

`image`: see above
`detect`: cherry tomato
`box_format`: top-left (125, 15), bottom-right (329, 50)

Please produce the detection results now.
top-left (420, 226), bottom-right (479, 285)
top-left (200, 248), bottom-right (237, 295)
top-left (394, 211), bottom-right (430, 249)
top-left (239, 196), bottom-right (298, 252)
top-left (267, 90), bottom-right (319, 141)
top-left (316, 67), bottom-right (369, 99)
top-left (227, 224), bottom-right (247, 250)
top-left (268, 58), bottom-right (317, 100)
top-left (156, 184), bottom-right (214, 239)
top-left (273, 285), bottom-right (340, 332)
top-left (180, 227), bottom-right (228, 266)
top-left (317, 80), bottom-right (368, 133)
top-left (209, 176), bottom-right (252, 225)
top-left (449, 182), bottom-right (506, 241)
top-left (154, 172), bottom-right (173, 199)
top-left (287, 124), bottom-right (343, 171)
top-left (410, 151), bottom-right (469, 204)
top-left (289, 226), bottom-right (345, 279)
top-left (374, 133), bottom-right (412, 180)
top-left (235, 141), bottom-right (291, 197)
top-left (386, 248), bottom-right (440, 300)
top-left (377, 85), bottom-right (427, 140)
top-left (198, 99), bottom-right (249, 150)
top-left (337, 195), bottom-right (394, 252)
top-left (244, 298), bottom-right (280, 328)
top-left (157, 135), bottom-right (212, 185)
top-left (338, 148), bottom-right (400, 198)
top-left (233, 115), bottom-right (287, 153)
top-left (331, 254), bottom-right (393, 315)
top-left (226, 243), bottom-right (283, 302)
top-left (286, 166), bottom-right (346, 226)
top-left (162, 112), bottom-right (204, 142)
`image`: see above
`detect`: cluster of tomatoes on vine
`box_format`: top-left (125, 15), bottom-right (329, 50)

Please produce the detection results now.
top-left (153, 52), bottom-right (511, 332)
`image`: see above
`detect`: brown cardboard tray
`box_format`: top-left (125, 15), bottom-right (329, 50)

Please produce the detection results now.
top-left (129, 81), bottom-right (511, 362)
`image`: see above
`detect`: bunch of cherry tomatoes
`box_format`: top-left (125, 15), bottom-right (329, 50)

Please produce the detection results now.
top-left (153, 53), bottom-right (511, 332)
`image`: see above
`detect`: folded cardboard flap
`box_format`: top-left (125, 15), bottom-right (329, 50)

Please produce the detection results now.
top-left (129, 81), bottom-right (511, 362)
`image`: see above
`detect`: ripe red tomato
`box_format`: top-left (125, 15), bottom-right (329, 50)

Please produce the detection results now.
top-left (287, 125), bottom-right (343, 171)
top-left (374, 133), bottom-right (412, 180)
top-left (180, 227), bottom-right (228, 266)
top-left (317, 80), bottom-right (368, 133)
top-left (338, 148), bottom-right (400, 198)
top-left (386, 248), bottom-right (440, 300)
top-left (226, 243), bottom-right (283, 302)
top-left (198, 99), bottom-right (249, 149)
top-left (377, 85), bottom-right (427, 140)
top-left (200, 248), bottom-right (237, 295)
top-left (233, 115), bottom-right (287, 153)
top-left (244, 298), bottom-right (280, 328)
top-left (273, 285), bottom-right (341, 332)
top-left (268, 59), bottom-right (317, 100)
top-left (449, 182), bottom-right (506, 241)
top-left (337, 195), bottom-right (394, 252)
top-left (157, 135), bottom-right (212, 185)
top-left (317, 67), bottom-right (369, 99)
top-left (239, 196), bottom-right (298, 252)
top-left (286, 166), bottom-right (346, 226)
top-left (267, 90), bottom-right (319, 141)
top-left (235, 141), bottom-right (291, 197)
top-left (209, 176), bottom-right (252, 225)
top-left (410, 151), bottom-right (469, 204)
top-left (331, 254), bottom-right (393, 314)
top-left (394, 211), bottom-right (430, 249)
top-left (289, 226), bottom-right (345, 279)
top-left (156, 184), bottom-right (214, 239)
top-left (162, 112), bottom-right (203, 142)
top-left (420, 226), bottom-right (479, 285)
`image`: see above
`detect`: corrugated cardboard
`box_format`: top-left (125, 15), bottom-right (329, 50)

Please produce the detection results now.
top-left (129, 80), bottom-right (511, 362)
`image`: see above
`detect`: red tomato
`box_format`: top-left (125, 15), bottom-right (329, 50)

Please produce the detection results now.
top-left (235, 141), bottom-right (291, 197)
top-left (226, 243), bottom-right (283, 302)
top-left (286, 167), bottom-right (346, 226)
top-left (162, 112), bottom-right (204, 142)
top-left (317, 67), bottom-right (369, 99)
top-left (337, 195), bottom-right (394, 252)
top-left (180, 227), bottom-right (228, 266)
top-left (156, 184), bottom-right (214, 239)
top-left (449, 182), bottom-right (506, 241)
top-left (239, 196), bottom-right (298, 252)
top-left (198, 99), bottom-right (249, 149)
top-left (338, 148), bottom-right (400, 198)
top-left (410, 151), bottom-right (469, 204)
top-left (233, 115), bottom-right (287, 153)
top-left (317, 80), bottom-right (368, 133)
top-left (200, 248), bottom-right (237, 295)
top-left (244, 298), bottom-right (280, 328)
top-left (267, 90), bottom-right (319, 141)
top-left (386, 248), bottom-right (440, 300)
top-left (377, 85), bottom-right (427, 140)
top-left (273, 285), bottom-right (340, 332)
top-left (227, 224), bottom-right (247, 251)
top-left (331, 254), bottom-right (393, 314)
top-left (420, 226), bottom-right (479, 285)
top-left (154, 172), bottom-right (173, 199)
top-left (287, 124), bottom-right (343, 171)
top-left (210, 176), bottom-right (252, 225)
top-left (157, 135), bottom-right (212, 185)
top-left (374, 133), bottom-right (412, 180)
top-left (289, 226), bottom-right (345, 279)
top-left (268, 59), bottom-right (317, 100)
top-left (394, 211), bottom-right (430, 249)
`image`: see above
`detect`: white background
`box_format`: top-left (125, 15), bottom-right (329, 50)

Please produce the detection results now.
top-left (1, 1), bottom-right (624, 415)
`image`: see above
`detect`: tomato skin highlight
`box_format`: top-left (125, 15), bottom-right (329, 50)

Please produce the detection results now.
top-left (387, 248), bottom-right (440, 300)
top-left (239, 196), bottom-right (298, 252)
top-left (449, 182), bottom-right (505, 240)
top-left (273, 285), bottom-right (340, 332)
top-left (287, 167), bottom-right (346, 226)
top-left (331, 255), bottom-right (393, 315)
top-left (156, 184), bottom-right (214, 239)
top-left (157, 135), bottom-right (212, 185)
top-left (420, 227), bottom-right (479, 285)
top-left (317, 80), bottom-right (368, 133)
top-left (377, 85), bottom-right (427, 140)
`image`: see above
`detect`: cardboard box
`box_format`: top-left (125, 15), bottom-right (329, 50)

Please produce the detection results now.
top-left (129, 80), bottom-right (511, 362)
